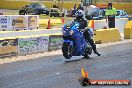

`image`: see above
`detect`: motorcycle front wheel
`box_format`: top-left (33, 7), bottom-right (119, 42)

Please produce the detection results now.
top-left (62, 42), bottom-right (73, 59)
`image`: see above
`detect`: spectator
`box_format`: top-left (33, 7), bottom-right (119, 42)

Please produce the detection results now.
top-left (73, 4), bottom-right (77, 15)
top-left (74, 4), bottom-right (77, 10)
top-left (77, 4), bottom-right (84, 10)
top-left (80, 0), bottom-right (83, 7)
top-left (64, 9), bottom-right (68, 16)
top-left (105, 3), bottom-right (117, 28)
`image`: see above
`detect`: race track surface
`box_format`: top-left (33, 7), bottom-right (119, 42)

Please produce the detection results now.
top-left (0, 42), bottom-right (132, 88)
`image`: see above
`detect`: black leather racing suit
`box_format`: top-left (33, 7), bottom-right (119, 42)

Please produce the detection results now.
top-left (74, 18), bottom-right (101, 56)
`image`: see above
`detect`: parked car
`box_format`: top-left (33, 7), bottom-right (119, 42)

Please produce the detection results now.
top-left (85, 10), bottom-right (104, 20)
top-left (50, 8), bottom-right (64, 17)
top-left (100, 9), bottom-right (128, 19)
top-left (19, 3), bottom-right (49, 15)
top-left (93, 10), bottom-right (104, 20)
top-left (84, 5), bottom-right (104, 20)
top-left (116, 10), bottom-right (128, 18)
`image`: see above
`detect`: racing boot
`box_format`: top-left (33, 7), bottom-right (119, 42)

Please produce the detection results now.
top-left (83, 31), bottom-right (101, 56)
top-left (88, 38), bottom-right (101, 56)
top-left (93, 48), bottom-right (101, 56)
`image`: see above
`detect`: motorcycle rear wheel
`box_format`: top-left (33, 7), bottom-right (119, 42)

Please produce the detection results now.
top-left (83, 43), bottom-right (92, 59)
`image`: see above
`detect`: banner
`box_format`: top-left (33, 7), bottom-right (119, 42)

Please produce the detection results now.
top-left (0, 15), bottom-right (39, 31)
top-left (0, 16), bottom-right (12, 31)
top-left (18, 36), bottom-right (49, 55)
top-left (28, 16), bottom-right (39, 30)
top-left (12, 16), bottom-right (28, 30)
top-left (48, 35), bottom-right (63, 51)
top-left (0, 39), bottom-right (18, 58)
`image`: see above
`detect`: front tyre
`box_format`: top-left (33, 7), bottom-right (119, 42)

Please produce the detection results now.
top-left (19, 10), bottom-right (27, 15)
top-left (62, 42), bottom-right (73, 59)
top-left (34, 10), bottom-right (40, 15)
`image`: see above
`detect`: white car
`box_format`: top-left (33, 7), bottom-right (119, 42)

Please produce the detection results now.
top-left (116, 10), bottom-right (128, 19)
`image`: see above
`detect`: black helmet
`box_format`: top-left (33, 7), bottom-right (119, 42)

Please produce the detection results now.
top-left (108, 3), bottom-right (112, 6)
top-left (75, 10), bottom-right (84, 17)
top-left (75, 10), bottom-right (84, 20)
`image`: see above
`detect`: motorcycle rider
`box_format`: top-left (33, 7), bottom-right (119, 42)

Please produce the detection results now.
top-left (74, 10), bottom-right (101, 56)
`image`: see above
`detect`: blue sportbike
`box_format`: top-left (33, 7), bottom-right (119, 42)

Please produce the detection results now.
top-left (62, 21), bottom-right (92, 59)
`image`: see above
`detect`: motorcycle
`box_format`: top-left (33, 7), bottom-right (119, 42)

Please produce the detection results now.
top-left (62, 21), bottom-right (92, 59)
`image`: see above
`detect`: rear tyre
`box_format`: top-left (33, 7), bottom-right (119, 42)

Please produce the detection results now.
top-left (62, 42), bottom-right (73, 59)
top-left (19, 10), bottom-right (27, 15)
top-left (34, 10), bottom-right (40, 15)
top-left (87, 44), bottom-right (92, 55)
top-left (46, 12), bottom-right (49, 15)
top-left (83, 43), bottom-right (92, 59)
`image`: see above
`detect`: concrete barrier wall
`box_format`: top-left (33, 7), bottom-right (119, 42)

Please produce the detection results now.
top-left (38, 18), bottom-right (127, 31)
top-left (18, 36), bottom-right (49, 55)
top-left (124, 21), bottom-right (132, 39)
top-left (115, 18), bottom-right (128, 34)
top-left (0, 28), bottom-right (122, 58)
top-left (39, 19), bottom-right (62, 28)
top-left (0, 29), bottom-right (62, 39)
top-left (0, 27), bottom-right (122, 58)
top-left (0, 15), bottom-right (62, 30)
top-left (0, 16), bottom-right (127, 32)
top-left (0, 33), bottom-right (63, 58)
top-left (0, 38), bottom-right (18, 58)
top-left (94, 28), bottom-right (121, 43)
top-left (91, 18), bottom-right (128, 34)
top-left (48, 35), bottom-right (63, 51)
top-left (0, 19), bottom-right (128, 58)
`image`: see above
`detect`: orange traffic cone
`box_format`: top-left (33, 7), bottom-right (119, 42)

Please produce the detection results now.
top-left (61, 17), bottom-right (65, 23)
top-left (46, 19), bottom-right (51, 29)
top-left (91, 19), bottom-right (95, 31)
